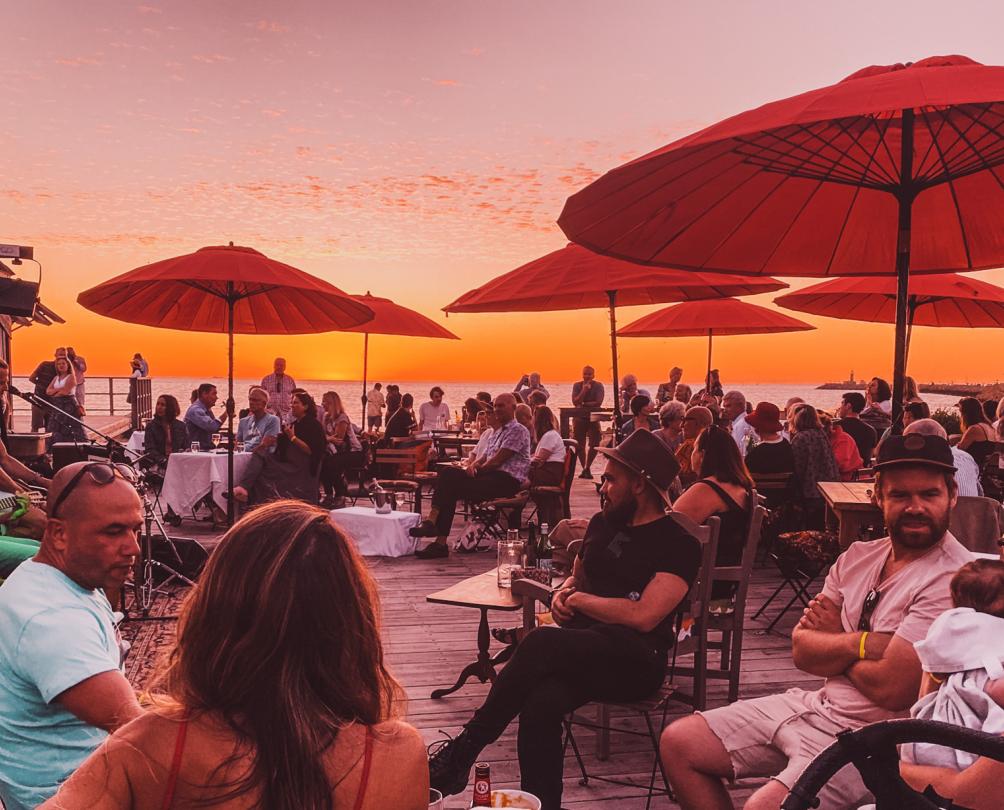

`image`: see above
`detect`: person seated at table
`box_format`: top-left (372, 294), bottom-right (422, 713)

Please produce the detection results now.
top-left (860, 376), bottom-right (893, 434)
top-left (0, 462), bottom-right (144, 810)
top-left (515, 402), bottom-right (534, 436)
top-left (674, 383), bottom-right (693, 405)
top-left (820, 412), bottom-right (863, 481)
top-left (232, 391), bottom-right (326, 505)
top-left (676, 405), bottom-right (714, 488)
top-left (653, 401), bottom-right (686, 451)
top-left (411, 394), bottom-right (530, 560)
top-left (790, 403), bottom-right (840, 528)
top-left (662, 433), bottom-right (972, 810)
top-left (744, 402), bottom-right (794, 471)
top-left (141, 394), bottom-right (188, 526)
top-left (673, 425), bottom-right (753, 598)
top-left (619, 394), bottom-right (658, 441)
top-left (427, 430), bottom-right (701, 808)
top-left (836, 391), bottom-right (877, 465)
top-left (184, 383), bottom-right (226, 451)
top-left (466, 406), bottom-right (498, 465)
top-left (42, 500), bottom-right (429, 810)
top-left (529, 406), bottom-right (565, 488)
top-left (384, 393), bottom-right (418, 442)
top-left (462, 397), bottom-right (481, 424)
top-left (618, 373), bottom-right (651, 414)
top-left (236, 386), bottom-right (281, 453)
top-left (655, 366), bottom-right (684, 406)
top-left (418, 386), bottom-right (450, 431)
top-left (320, 391), bottom-right (365, 509)
top-left (905, 418), bottom-right (984, 498)
top-left (956, 396), bottom-right (997, 469)
top-left (526, 388), bottom-right (548, 411)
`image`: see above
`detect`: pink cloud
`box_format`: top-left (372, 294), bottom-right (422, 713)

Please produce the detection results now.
top-left (55, 54), bottom-right (104, 68)
top-left (136, 4), bottom-right (162, 13)
top-left (463, 47), bottom-right (484, 57)
top-left (255, 20), bottom-right (289, 33)
top-left (432, 79), bottom-right (460, 87)
top-left (191, 53), bottom-right (234, 64)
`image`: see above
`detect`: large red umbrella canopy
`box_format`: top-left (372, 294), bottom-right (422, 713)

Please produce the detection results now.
top-left (443, 243), bottom-right (786, 417)
top-left (558, 55), bottom-right (1004, 424)
top-left (342, 292), bottom-right (459, 422)
top-left (78, 244), bottom-right (374, 524)
top-left (617, 299), bottom-right (814, 389)
top-left (77, 244), bottom-right (373, 333)
top-left (774, 273), bottom-right (1004, 328)
top-left (443, 243), bottom-right (785, 312)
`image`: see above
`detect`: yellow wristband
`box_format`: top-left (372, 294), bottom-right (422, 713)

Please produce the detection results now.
top-left (858, 631), bottom-right (869, 660)
top-left (929, 672), bottom-right (945, 685)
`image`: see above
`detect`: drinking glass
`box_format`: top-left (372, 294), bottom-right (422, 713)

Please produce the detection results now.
top-left (235, 440), bottom-right (246, 453)
top-left (463, 421), bottom-right (472, 435)
top-left (497, 538), bottom-right (525, 588)
top-left (190, 442), bottom-right (200, 453)
top-left (428, 789), bottom-right (444, 810)
top-left (211, 433), bottom-right (221, 450)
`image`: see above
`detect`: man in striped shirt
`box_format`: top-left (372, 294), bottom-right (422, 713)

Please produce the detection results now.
top-left (260, 357), bottom-right (296, 423)
top-left (905, 418), bottom-right (983, 497)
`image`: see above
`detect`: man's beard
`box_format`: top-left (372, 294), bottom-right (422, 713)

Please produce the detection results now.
top-left (888, 509), bottom-right (951, 549)
top-left (603, 495), bottom-right (638, 527)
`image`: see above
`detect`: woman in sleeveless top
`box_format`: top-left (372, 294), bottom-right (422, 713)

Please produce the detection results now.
top-left (957, 396), bottom-right (997, 470)
top-left (43, 501), bottom-right (429, 810)
top-left (45, 356), bottom-right (86, 443)
top-left (673, 425), bottom-right (753, 598)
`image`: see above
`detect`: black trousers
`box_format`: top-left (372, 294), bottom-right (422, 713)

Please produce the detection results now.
top-left (465, 624), bottom-right (666, 810)
top-left (432, 467), bottom-right (520, 536)
top-left (321, 450), bottom-right (365, 497)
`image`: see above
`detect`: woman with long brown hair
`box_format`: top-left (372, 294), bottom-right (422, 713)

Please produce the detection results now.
top-left (43, 500), bottom-right (428, 810)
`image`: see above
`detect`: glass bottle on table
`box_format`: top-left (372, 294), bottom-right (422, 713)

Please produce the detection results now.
top-left (536, 522), bottom-right (552, 574)
top-left (472, 762), bottom-right (491, 806)
top-left (211, 432), bottom-right (221, 451)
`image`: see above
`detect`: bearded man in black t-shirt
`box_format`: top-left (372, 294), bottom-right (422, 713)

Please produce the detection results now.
top-left (428, 430), bottom-right (701, 810)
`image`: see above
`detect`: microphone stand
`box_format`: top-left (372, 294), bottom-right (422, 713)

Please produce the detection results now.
top-left (9, 386), bottom-right (133, 458)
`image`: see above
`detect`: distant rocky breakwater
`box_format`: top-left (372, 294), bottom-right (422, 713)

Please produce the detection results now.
top-left (817, 380), bottom-right (996, 398)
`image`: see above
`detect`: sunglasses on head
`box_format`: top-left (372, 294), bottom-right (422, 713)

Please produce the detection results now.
top-left (50, 462), bottom-right (137, 518)
top-left (857, 588), bottom-right (882, 632)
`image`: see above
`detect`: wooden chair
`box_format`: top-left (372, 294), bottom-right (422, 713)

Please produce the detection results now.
top-left (528, 439), bottom-right (579, 527)
top-left (750, 471), bottom-right (794, 560)
top-left (950, 495), bottom-right (1004, 554)
top-left (979, 444), bottom-right (1004, 501)
top-left (373, 441), bottom-right (432, 512)
top-left (561, 513), bottom-right (722, 807)
top-left (673, 503), bottom-right (766, 703)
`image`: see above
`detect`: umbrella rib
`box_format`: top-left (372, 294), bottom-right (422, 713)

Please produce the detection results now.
top-left (918, 111), bottom-right (974, 268)
top-left (923, 104), bottom-right (1004, 185)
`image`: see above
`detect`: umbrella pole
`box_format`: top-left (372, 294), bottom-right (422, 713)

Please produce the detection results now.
top-left (361, 332), bottom-right (369, 425)
top-left (226, 284), bottom-right (235, 527)
top-left (607, 290), bottom-right (621, 422)
top-left (891, 108), bottom-right (915, 434)
top-left (905, 298), bottom-right (916, 370)
top-left (706, 329), bottom-right (713, 393)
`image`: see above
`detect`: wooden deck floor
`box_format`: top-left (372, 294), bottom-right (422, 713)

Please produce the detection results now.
top-left (123, 476), bottom-right (823, 809)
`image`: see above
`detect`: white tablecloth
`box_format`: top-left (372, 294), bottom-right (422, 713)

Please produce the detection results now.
top-left (328, 506), bottom-right (421, 557)
top-left (161, 451), bottom-right (252, 515)
top-left (125, 430), bottom-right (145, 459)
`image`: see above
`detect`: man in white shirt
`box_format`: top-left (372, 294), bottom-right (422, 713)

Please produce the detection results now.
top-left (366, 382), bottom-right (386, 430)
top-left (722, 390), bottom-right (754, 457)
top-left (419, 386), bottom-right (451, 431)
top-left (260, 357), bottom-right (297, 423)
top-left (905, 418), bottom-right (983, 497)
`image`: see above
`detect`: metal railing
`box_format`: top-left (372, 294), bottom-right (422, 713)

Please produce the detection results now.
top-left (12, 376), bottom-right (153, 430)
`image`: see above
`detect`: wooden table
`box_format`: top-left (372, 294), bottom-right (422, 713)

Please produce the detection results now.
top-left (433, 434), bottom-right (479, 458)
top-left (426, 568), bottom-right (523, 698)
top-left (818, 481), bottom-right (882, 548)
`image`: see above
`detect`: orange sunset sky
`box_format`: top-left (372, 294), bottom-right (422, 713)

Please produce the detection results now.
top-left (4, 1), bottom-right (1004, 385)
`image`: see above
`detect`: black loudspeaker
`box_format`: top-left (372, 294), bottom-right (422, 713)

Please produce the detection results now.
top-left (151, 536), bottom-right (209, 582)
top-left (0, 278), bottom-right (39, 317)
top-left (50, 442), bottom-right (131, 471)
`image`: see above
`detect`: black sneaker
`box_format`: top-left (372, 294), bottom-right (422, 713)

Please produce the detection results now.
top-left (578, 468), bottom-right (593, 479)
top-left (415, 542), bottom-right (449, 559)
top-left (428, 730), bottom-right (480, 796)
top-left (409, 521), bottom-right (438, 538)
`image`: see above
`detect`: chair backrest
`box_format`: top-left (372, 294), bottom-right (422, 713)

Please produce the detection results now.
top-left (712, 500), bottom-right (767, 634)
top-left (667, 511), bottom-right (720, 710)
top-left (374, 441), bottom-right (432, 475)
top-left (950, 495), bottom-right (1004, 554)
top-left (751, 471), bottom-right (793, 491)
top-left (559, 443), bottom-right (578, 517)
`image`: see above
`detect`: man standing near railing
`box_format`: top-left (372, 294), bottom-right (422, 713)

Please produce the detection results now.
top-left (66, 348), bottom-right (86, 411)
top-left (27, 348), bottom-right (63, 432)
top-left (260, 357), bottom-right (296, 424)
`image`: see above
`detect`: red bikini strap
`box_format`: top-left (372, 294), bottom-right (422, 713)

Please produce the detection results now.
top-left (160, 717), bottom-right (190, 810)
top-left (352, 727), bottom-right (375, 810)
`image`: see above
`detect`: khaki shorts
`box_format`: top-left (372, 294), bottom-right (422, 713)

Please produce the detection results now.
top-left (700, 689), bottom-right (872, 810)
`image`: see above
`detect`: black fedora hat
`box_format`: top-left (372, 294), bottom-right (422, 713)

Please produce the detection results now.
top-left (595, 429), bottom-right (680, 507)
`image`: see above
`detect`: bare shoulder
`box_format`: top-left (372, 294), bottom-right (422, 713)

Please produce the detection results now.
top-left (986, 677), bottom-right (1004, 707)
top-left (371, 718), bottom-right (426, 755)
top-left (360, 720), bottom-right (429, 808)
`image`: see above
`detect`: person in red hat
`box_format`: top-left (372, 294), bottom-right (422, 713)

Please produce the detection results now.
top-left (744, 402), bottom-right (795, 478)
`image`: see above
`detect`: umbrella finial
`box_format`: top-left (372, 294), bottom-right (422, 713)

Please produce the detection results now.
top-left (228, 241), bottom-right (234, 247)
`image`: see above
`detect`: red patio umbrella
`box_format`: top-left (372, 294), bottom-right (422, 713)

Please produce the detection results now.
top-left (775, 273), bottom-right (1004, 366)
top-left (559, 55), bottom-right (1004, 424)
top-left (617, 298), bottom-right (815, 388)
top-left (78, 243), bottom-right (374, 523)
top-left (443, 243), bottom-right (786, 417)
top-left (342, 292), bottom-right (459, 423)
